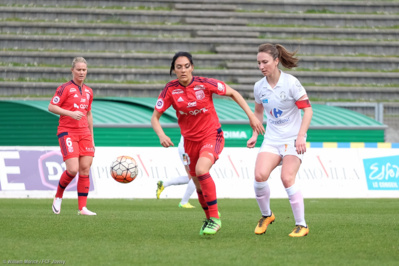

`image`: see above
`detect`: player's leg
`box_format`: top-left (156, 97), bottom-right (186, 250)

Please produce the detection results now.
top-left (77, 135), bottom-right (96, 216)
top-left (254, 148), bottom-right (281, 235)
top-left (52, 133), bottom-right (79, 214)
top-left (156, 175), bottom-right (189, 199)
top-left (196, 130), bottom-right (224, 235)
top-left (281, 154), bottom-right (308, 237)
top-left (77, 155), bottom-right (96, 215)
top-left (179, 178), bottom-right (196, 208)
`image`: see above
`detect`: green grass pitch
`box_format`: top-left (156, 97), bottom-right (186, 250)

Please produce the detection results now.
top-left (1, 198), bottom-right (398, 265)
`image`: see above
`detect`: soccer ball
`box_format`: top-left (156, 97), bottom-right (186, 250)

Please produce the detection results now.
top-left (110, 155), bottom-right (138, 183)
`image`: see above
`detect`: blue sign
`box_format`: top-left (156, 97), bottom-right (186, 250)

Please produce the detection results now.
top-left (363, 155), bottom-right (399, 190)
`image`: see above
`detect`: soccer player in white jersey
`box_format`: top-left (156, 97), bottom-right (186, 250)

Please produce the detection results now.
top-left (156, 136), bottom-right (196, 208)
top-left (247, 43), bottom-right (313, 237)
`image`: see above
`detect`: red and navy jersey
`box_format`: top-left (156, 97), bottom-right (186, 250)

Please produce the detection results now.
top-left (50, 80), bottom-right (93, 135)
top-left (155, 76), bottom-right (227, 141)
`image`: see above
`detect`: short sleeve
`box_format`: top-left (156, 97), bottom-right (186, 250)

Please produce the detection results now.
top-left (50, 85), bottom-right (65, 106)
top-left (206, 78), bottom-right (227, 96)
top-left (291, 77), bottom-right (307, 101)
top-left (154, 85), bottom-right (173, 113)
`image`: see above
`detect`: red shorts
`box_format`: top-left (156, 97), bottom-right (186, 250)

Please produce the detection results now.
top-left (57, 132), bottom-right (95, 161)
top-left (184, 128), bottom-right (225, 177)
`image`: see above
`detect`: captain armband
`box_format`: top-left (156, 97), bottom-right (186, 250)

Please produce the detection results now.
top-left (295, 99), bottom-right (311, 109)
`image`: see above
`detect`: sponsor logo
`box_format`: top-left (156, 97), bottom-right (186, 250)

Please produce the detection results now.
top-left (217, 82), bottom-right (225, 92)
top-left (0, 149), bottom-right (92, 191)
top-left (224, 131), bottom-right (248, 139)
top-left (189, 107), bottom-right (208, 116)
top-left (156, 98), bottom-right (164, 109)
top-left (86, 94), bottom-right (90, 101)
top-left (74, 94), bottom-right (79, 98)
top-left (270, 108), bottom-right (283, 118)
top-left (188, 101), bottom-right (197, 108)
top-left (269, 117), bottom-right (290, 125)
top-left (172, 89), bottom-right (184, 94)
top-left (177, 97), bottom-right (184, 102)
top-left (262, 98), bottom-right (268, 104)
top-left (195, 90), bottom-right (205, 100)
top-left (194, 85), bottom-right (205, 91)
top-left (52, 96), bottom-right (60, 104)
top-left (179, 110), bottom-right (188, 115)
top-left (74, 103), bottom-right (79, 109)
top-left (363, 155), bottom-right (399, 190)
top-left (201, 144), bottom-right (214, 150)
top-left (80, 104), bottom-right (89, 109)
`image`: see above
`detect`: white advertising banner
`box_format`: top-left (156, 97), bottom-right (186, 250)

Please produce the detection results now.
top-left (0, 146), bottom-right (398, 199)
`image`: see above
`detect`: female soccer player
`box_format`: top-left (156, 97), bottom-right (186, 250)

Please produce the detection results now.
top-left (247, 43), bottom-right (313, 237)
top-left (151, 51), bottom-right (265, 235)
top-left (49, 57), bottom-right (96, 216)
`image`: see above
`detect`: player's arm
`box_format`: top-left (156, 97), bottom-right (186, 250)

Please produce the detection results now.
top-left (247, 102), bottom-right (264, 148)
top-left (295, 94), bottom-right (313, 154)
top-left (86, 110), bottom-right (95, 146)
top-left (151, 109), bottom-right (174, 147)
top-left (48, 103), bottom-right (84, 120)
top-left (224, 85), bottom-right (265, 136)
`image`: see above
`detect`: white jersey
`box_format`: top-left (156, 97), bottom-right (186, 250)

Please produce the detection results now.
top-left (254, 71), bottom-right (307, 145)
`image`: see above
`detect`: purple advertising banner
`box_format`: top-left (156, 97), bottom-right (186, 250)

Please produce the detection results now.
top-left (0, 149), bottom-right (94, 191)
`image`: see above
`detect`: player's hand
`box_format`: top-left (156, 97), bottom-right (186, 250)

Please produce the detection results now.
top-left (71, 111), bottom-right (85, 120)
top-left (247, 135), bottom-right (258, 148)
top-left (249, 117), bottom-right (265, 136)
top-left (295, 136), bottom-right (307, 154)
top-left (159, 135), bottom-right (174, 148)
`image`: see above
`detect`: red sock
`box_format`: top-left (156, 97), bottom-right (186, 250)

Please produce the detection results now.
top-left (55, 170), bottom-right (75, 198)
top-left (77, 175), bottom-right (90, 210)
top-left (197, 173), bottom-right (219, 219)
top-left (197, 191), bottom-right (210, 219)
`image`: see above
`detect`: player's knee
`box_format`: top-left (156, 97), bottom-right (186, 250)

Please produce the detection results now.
top-left (254, 172), bottom-right (269, 182)
top-left (67, 169), bottom-right (78, 177)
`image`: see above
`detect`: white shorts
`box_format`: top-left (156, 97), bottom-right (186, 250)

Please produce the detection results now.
top-left (258, 142), bottom-right (303, 165)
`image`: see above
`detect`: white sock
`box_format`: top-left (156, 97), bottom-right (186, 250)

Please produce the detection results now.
top-left (286, 184), bottom-right (307, 227)
top-left (180, 179), bottom-right (196, 205)
top-left (254, 181), bottom-right (271, 217)
top-left (163, 175), bottom-right (190, 187)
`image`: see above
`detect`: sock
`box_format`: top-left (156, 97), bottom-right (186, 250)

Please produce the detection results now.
top-left (197, 191), bottom-right (210, 219)
top-left (77, 175), bottom-right (90, 211)
top-left (198, 173), bottom-right (219, 219)
top-left (163, 175), bottom-right (190, 187)
top-left (254, 180), bottom-right (271, 217)
top-left (286, 184), bottom-right (306, 227)
top-left (180, 179), bottom-right (196, 205)
top-left (55, 170), bottom-right (75, 198)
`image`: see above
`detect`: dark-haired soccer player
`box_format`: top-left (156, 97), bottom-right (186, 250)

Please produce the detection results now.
top-left (48, 57), bottom-right (96, 216)
top-left (151, 51), bottom-right (265, 235)
top-left (247, 43), bottom-right (313, 237)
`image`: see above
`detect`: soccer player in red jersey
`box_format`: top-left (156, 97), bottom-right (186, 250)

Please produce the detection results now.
top-left (48, 57), bottom-right (96, 216)
top-left (151, 51), bottom-right (265, 235)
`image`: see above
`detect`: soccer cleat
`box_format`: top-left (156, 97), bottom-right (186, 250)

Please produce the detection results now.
top-left (289, 225), bottom-right (309, 237)
top-left (202, 217), bottom-right (222, 235)
top-left (254, 212), bottom-right (275, 235)
top-left (179, 202), bottom-right (195, 208)
top-left (52, 197), bottom-right (62, 214)
top-left (199, 219), bottom-right (209, 235)
top-left (156, 181), bottom-right (164, 199)
top-left (78, 207), bottom-right (97, 216)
